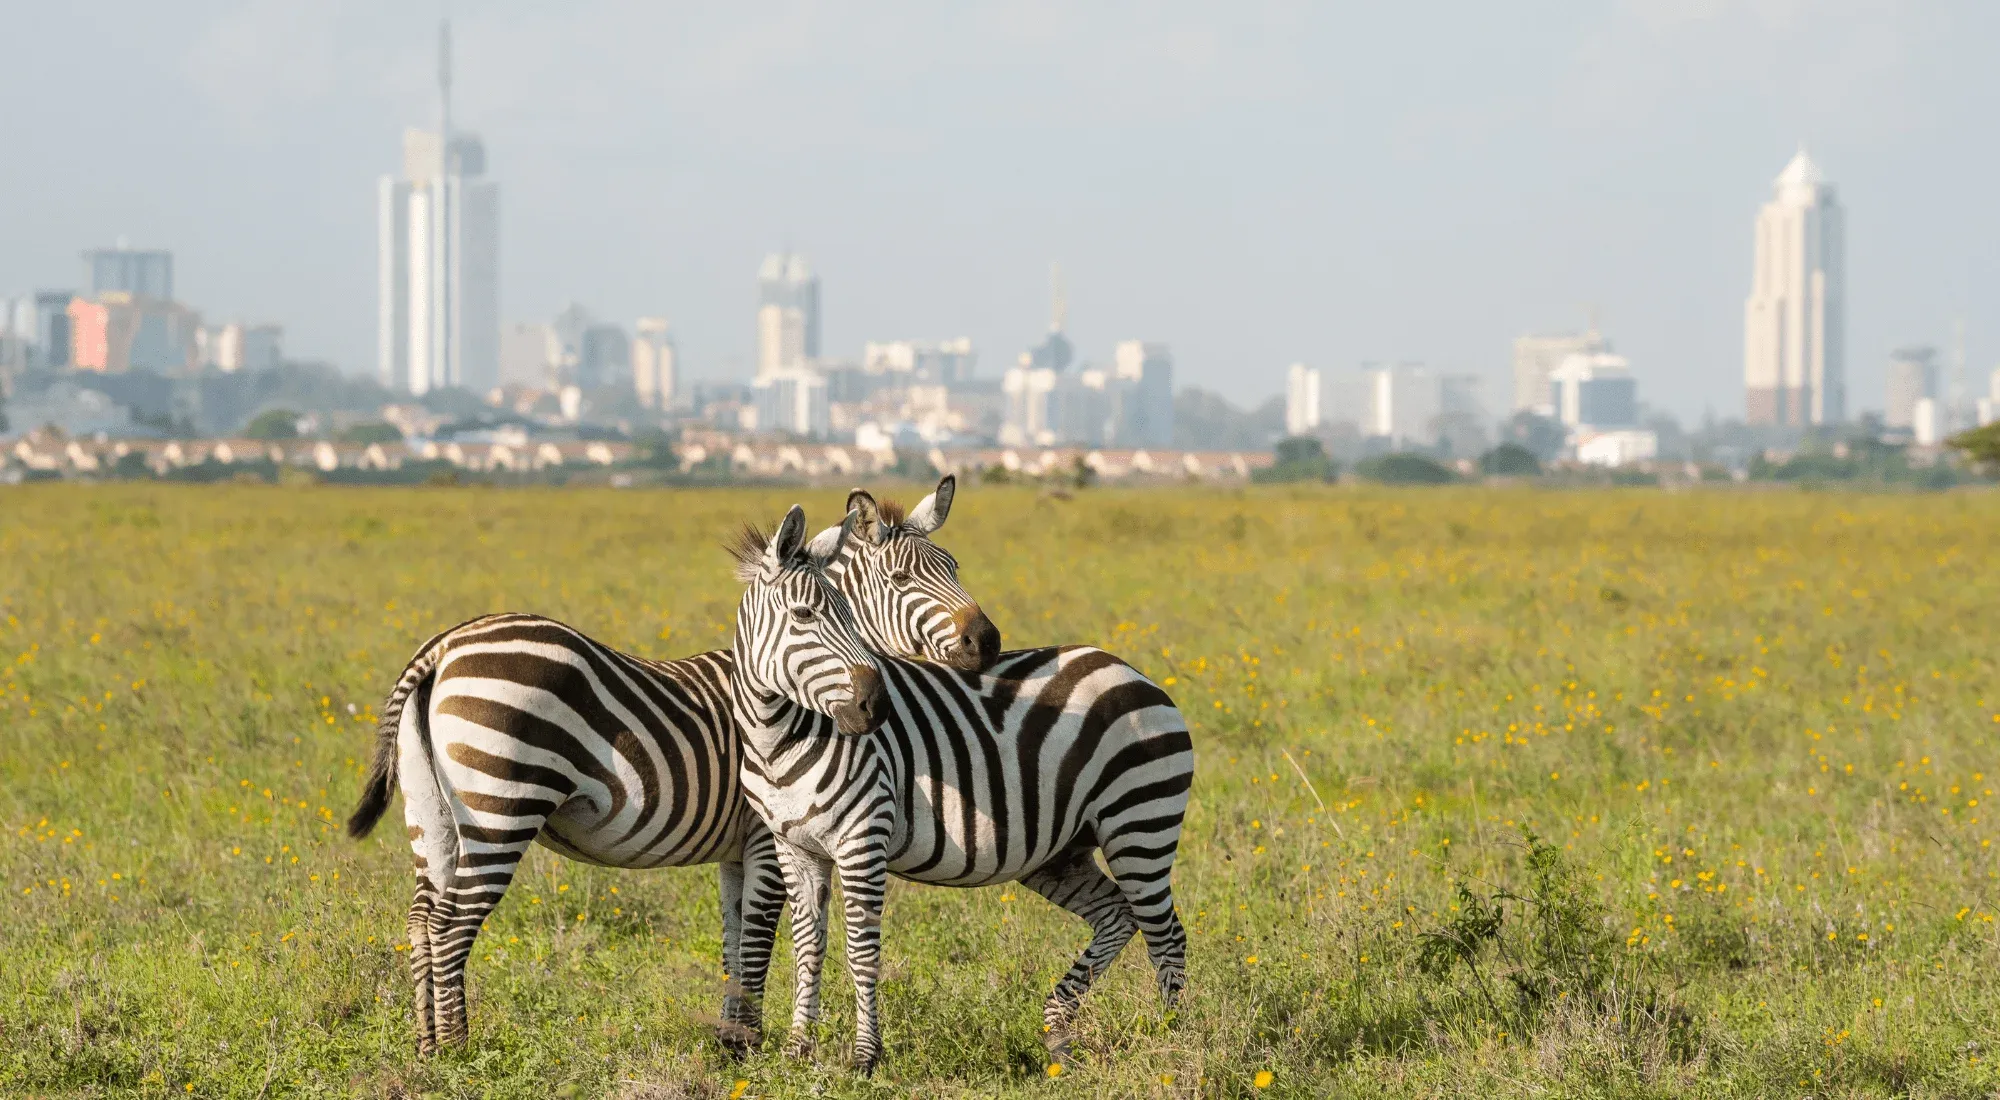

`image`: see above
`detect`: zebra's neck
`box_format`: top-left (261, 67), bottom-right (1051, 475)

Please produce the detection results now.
top-left (727, 636), bottom-right (845, 764)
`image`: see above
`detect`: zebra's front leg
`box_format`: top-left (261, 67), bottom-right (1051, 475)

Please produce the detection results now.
top-left (717, 858), bottom-right (753, 1054)
top-left (834, 848), bottom-right (890, 1076)
top-left (774, 839), bottom-right (832, 1060)
top-left (733, 823), bottom-right (787, 1054)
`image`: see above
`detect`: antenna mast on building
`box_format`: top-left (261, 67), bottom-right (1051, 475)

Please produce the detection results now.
top-left (436, 18), bottom-right (455, 388)
top-left (1050, 263), bottom-right (1067, 332)
top-left (1951, 317), bottom-right (1968, 428)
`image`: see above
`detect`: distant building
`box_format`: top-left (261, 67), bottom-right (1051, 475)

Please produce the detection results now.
top-left (1744, 147), bottom-right (1845, 426)
top-left (1364, 362), bottom-right (1439, 449)
top-left (1912, 398), bottom-right (1943, 446)
top-left (1111, 341), bottom-right (1173, 447)
top-left (576, 324), bottom-right (630, 389)
top-left (756, 302), bottom-right (809, 377)
top-left (1001, 364), bottom-right (1060, 446)
top-left (1576, 429), bottom-right (1658, 468)
top-left (69, 293), bottom-right (201, 373)
top-left (84, 245), bottom-right (173, 300)
top-left (1549, 352), bottom-right (1638, 431)
top-left (1512, 330), bottom-right (1606, 414)
top-left (31, 291), bottom-right (76, 367)
top-left (633, 318), bottom-right (676, 410)
top-left (757, 253), bottom-right (819, 373)
top-left (377, 26), bottom-right (499, 395)
top-left (1884, 347), bottom-right (1938, 431)
top-left (202, 323), bottom-right (283, 372)
top-left (1285, 363), bottom-right (1322, 436)
top-left (862, 338), bottom-right (976, 385)
top-left (499, 322), bottom-right (556, 388)
top-left (752, 367), bottom-right (829, 437)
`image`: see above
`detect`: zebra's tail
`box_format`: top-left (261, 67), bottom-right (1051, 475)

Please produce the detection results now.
top-left (347, 623), bottom-right (459, 839)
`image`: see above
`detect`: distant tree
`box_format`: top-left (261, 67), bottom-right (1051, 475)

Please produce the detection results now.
top-left (1356, 452), bottom-right (1457, 485)
top-left (1503, 411), bottom-right (1568, 462)
top-left (1253, 436), bottom-right (1337, 483)
top-left (1478, 442), bottom-right (1543, 477)
top-left (1948, 422), bottom-right (2000, 476)
top-left (245, 408), bottom-right (302, 441)
top-left (337, 421), bottom-right (403, 445)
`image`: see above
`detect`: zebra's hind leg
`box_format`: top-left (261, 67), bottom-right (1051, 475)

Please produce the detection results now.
top-left (1019, 848), bottom-right (1138, 1061)
top-left (1102, 843), bottom-right (1189, 1013)
top-left (405, 881), bottom-right (442, 1055)
top-left (401, 734), bottom-right (460, 1056)
top-left (773, 839), bottom-right (833, 1061)
top-left (426, 824), bottom-right (531, 1049)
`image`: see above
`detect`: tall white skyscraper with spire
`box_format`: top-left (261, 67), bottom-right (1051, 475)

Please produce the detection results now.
top-left (378, 20), bottom-right (499, 395)
top-left (1743, 147), bottom-right (1844, 426)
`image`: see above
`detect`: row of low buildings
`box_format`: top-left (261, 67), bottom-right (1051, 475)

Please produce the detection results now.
top-left (2, 428), bottom-right (1272, 485)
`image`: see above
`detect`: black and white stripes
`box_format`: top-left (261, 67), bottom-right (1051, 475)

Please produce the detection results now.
top-left (345, 612), bottom-right (787, 1054)
top-left (730, 498), bottom-right (1195, 1075)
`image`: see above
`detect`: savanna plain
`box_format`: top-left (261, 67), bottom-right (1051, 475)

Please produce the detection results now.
top-left (4, 483), bottom-right (1998, 1099)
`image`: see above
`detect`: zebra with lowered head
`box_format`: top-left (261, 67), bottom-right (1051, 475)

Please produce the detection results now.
top-left (731, 502), bottom-right (1195, 1075)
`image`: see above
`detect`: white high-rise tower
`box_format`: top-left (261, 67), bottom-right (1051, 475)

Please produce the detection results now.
top-left (378, 20), bottom-right (499, 395)
top-left (1743, 147), bottom-right (1844, 426)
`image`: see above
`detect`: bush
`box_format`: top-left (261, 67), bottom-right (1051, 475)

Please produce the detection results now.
top-left (245, 408), bottom-right (301, 441)
top-left (1253, 436), bottom-right (1337, 484)
top-left (337, 421), bottom-right (403, 445)
top-left (1478, 442), bottom-right (1542, 477)
top-left (1355, 451), bottom-right (1456, 485)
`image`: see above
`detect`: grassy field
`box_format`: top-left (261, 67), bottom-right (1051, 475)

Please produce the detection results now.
top-left (4, 482), bottom-right (1999, 1099)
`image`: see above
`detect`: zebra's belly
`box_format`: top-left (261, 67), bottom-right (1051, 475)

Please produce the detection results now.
top-left (885, 809), bottom-right (1083, 888)
top-left (535, 795), bottom-right (749, 869)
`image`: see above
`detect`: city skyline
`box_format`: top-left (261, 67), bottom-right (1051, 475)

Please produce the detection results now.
top-left (3, 4), bottom-right (1999, 420)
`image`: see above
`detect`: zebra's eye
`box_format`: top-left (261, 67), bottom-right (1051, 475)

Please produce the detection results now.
top-left (790, 606), bottom-right (816, 623)
top-left (890, 571), bottom-right (913, 585)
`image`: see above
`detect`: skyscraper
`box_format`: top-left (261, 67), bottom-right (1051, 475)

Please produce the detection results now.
top-left (1884, 347), bottom-right (1938, 431)
top-left (1744, 147), bottom-right (1845, 426)
top-left (633, 318), bottom-right (677, 411)
top-left (756, 253), bottom-right (819, 376)
top-left (1285, 363), bottom-right (1322, 437)
top-left (1512, 329), bottom-right (1606, 414)
top-left (377, 21), bottom-right (500, 395)
top-left (83, 245), bottom-right (173, 300)
top-left (1111, 341), bottom-right (1174, 447)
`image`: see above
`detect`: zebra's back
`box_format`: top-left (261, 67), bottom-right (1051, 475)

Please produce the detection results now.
top-left (876, 645), bottom-right (1193, 886)
top-left (427, 614), bottom-right (751, 869)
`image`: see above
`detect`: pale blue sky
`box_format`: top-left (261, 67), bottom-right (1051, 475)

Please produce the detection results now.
top-left (4, 1), bottom-right (1995, 419)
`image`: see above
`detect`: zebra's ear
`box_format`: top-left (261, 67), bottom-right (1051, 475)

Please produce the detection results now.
top-left (768, 505), bottom-right (809, 569)
top-left (905, 474), bottom-right (955, 536)
top-left (809, 509), bottom-right (857, 568)
top-left (845, 488), bottom-right (883, 545)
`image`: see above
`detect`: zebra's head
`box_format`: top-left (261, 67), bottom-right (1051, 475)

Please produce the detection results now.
top-left (730, 504), bottom-right (888, 736)
top-left (813, 474), bottom-right (1002, 673)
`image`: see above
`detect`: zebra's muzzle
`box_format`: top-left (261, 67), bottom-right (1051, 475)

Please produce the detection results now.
top-left (947, 606), bottom-right (1002, 673)
top-left (834, 664), bottom-right (887, 734)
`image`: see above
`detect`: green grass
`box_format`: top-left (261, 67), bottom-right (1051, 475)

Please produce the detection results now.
top-left (4, 483), bottom-right (2000, 1098)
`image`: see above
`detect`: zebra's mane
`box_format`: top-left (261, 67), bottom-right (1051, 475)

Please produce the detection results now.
top-left (876, 499), bottom-right (906, 529)
top-left (727, 523), bottom-right (772, 582)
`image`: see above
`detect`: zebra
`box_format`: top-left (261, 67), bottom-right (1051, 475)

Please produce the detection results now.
top-left (731, 503), bottom-right (1195, 1075)
top-left (808, 475), bottom-right (1000, 674)
top-left (343, 613), bottom-right (788, 1055)
top-left (344, 483), bottom-right (1001, 1056)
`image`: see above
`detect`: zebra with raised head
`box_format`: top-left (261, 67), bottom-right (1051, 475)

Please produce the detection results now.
top-left (732, 503), bottom-right (1195, 1075)
top-left (810, 475), bottom-right (1000, 673)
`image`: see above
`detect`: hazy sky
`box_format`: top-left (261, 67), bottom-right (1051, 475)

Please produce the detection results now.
top-left (5, 1), bottom-right (1997, 419)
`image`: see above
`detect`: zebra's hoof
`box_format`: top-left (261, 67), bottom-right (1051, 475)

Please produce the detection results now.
top-left (853, 1054), bottom-right (880, 1077)
top-left (784, 1032), bottom-right (816, 1060)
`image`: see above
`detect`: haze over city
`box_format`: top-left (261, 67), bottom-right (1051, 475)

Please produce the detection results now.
top-left (6, 2), bottom-right (1999, 421)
